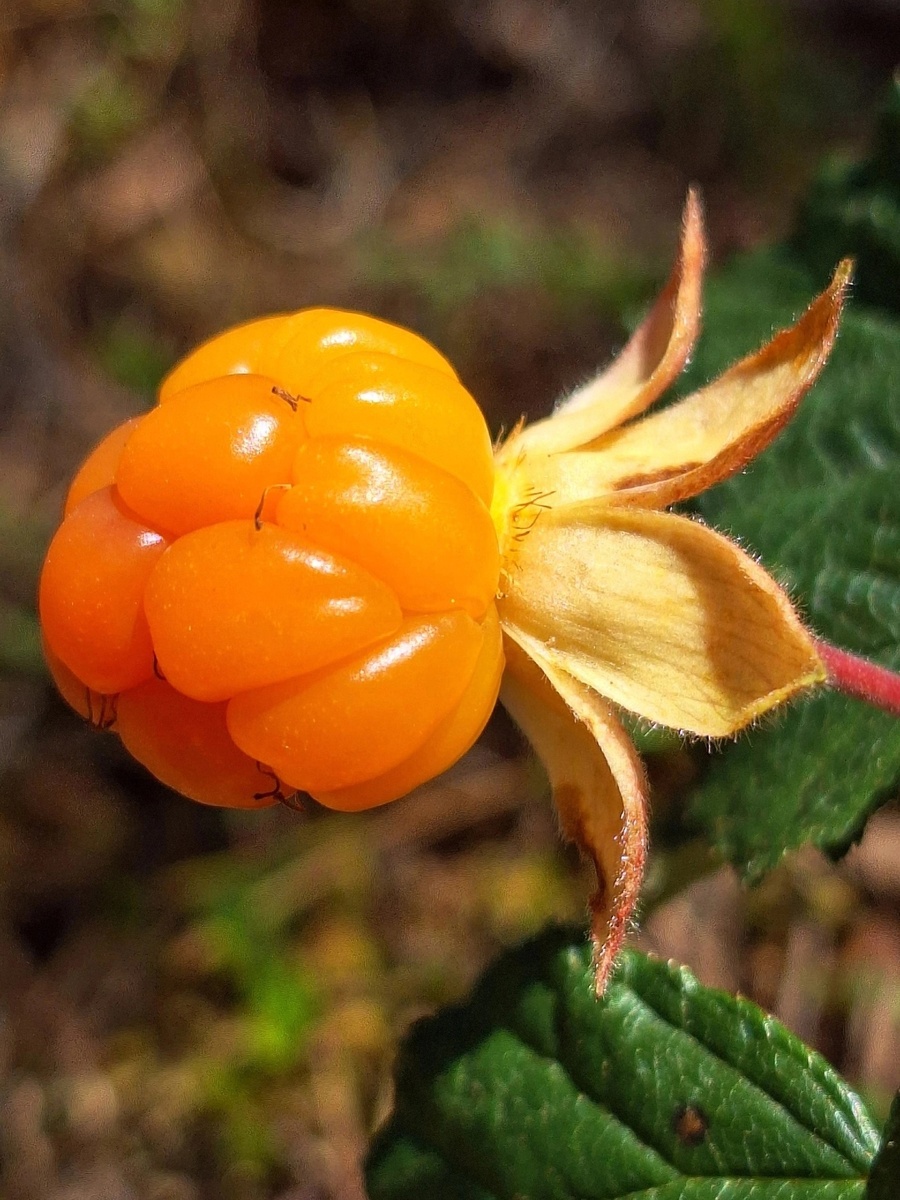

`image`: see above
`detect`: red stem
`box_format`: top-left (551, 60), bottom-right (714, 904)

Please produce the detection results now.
top-left (815, 640), bottom-right (900, 717)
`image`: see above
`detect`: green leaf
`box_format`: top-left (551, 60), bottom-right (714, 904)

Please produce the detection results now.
top-left (793, 79), bottom-right (900, 317)
top-left (867, 1091), bottom-right (900, 1199)
top-left (688, 692), bottom-right (900, 883)
top-left (366, 928), bottom-right (880, 1200)
top-left (674, 245), bottom-right (900, 877)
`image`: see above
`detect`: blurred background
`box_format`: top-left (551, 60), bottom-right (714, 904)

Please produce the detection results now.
top-left (2, 1), bottom-right (900, 1197)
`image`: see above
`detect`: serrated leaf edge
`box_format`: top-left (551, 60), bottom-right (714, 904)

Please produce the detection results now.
top-left (377, 947), bottom-right (876, 1200)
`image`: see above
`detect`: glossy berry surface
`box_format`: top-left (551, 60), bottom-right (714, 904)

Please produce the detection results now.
top-left (40, 309), bottom-right (501, 810)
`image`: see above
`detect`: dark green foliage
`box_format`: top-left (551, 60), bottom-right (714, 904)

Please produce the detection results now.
top-left (680, 251), bottom-right (900, 876)
top-left (668, 77), bottom-right (900, 876)
top-left (367, 929), bottom-right (880, 1199)
top-left (793, 79), bottom-right (900, 317)
top-left (866, 1091), bottom-right (900, 1199)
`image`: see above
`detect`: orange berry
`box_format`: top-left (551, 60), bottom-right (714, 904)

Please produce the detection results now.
top-left (257, 308), bottom-right (456, 399)
top-left (144, 520), bottom-right (403, 702)
top-left (226, 611), bottom-right (485, 795)
top-left (116, 374), bottom-right (303, 536)
top-left (42, 308), bottom-right (503, 810)
top-left (303, 353), bottom-right (494, 505)
top-left (65, 417), bottom-right (141, 516)
top-left (277, 437), bottom-right (499, 619)
top-left (315, 603), bottom-right (504, 810)
top-left (117, 678), bottom-right (279, 808)
top-left (158, 315), bottom-right (288, 402)
top-left (39, 487), bottom-right (168, 694)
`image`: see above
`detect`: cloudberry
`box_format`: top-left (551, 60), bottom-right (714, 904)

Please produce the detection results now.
top-left (40, 310), bottom-right (501, 810)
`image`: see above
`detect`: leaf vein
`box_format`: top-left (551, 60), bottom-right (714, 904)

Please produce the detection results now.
top-left (620, 982), bottom-right (868, 1173)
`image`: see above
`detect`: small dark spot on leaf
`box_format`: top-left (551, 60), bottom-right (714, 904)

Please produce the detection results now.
top-left (673, 1103), bottom-right (708, 1146)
